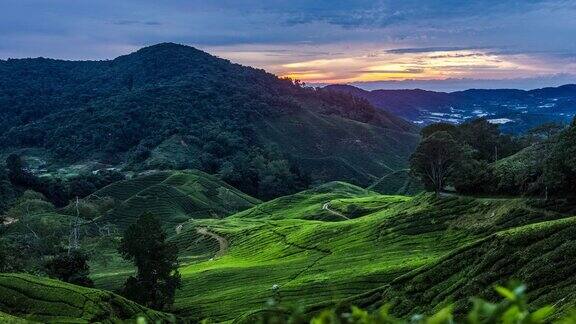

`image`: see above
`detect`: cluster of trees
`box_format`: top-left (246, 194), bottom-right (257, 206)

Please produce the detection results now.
top-left (542, 120), bottom-right (576, 198)
top-left (410, 118), bottom-right (526, 195)
top-left (411, 118), bottom-right (576, 200)
top-left (216, 145), bottom-right (311, 200)
top-left (4, 154), bottom-right (124, 207)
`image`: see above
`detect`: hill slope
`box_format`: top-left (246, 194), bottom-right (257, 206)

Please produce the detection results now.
top-left (169, 194), bottom-right (570, 321)
top-left (92, 169), bottom-right (260, 229)
top-left (0, 273), bottom-right (173, 323)
top-left (89, 186), bottom-right (572, 322)
top-left (368, 169), bottom-right (423, 195)
top-left (341, 216), bottom-right (576, 318)
top-left (0, 43), bottom-right (418, 191)
top-left (231, 181), bottom-right (393, 221)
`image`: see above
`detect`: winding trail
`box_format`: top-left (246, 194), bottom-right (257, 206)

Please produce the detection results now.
top-left (322, 202), bottom-right (350, 220)
top-left (197, 227), bottom-right (229, 258)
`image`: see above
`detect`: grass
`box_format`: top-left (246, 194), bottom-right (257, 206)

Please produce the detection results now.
top-left (92, 169), bottom-right (260, 229)
top-left (0, 273), bottom-right (174, 323)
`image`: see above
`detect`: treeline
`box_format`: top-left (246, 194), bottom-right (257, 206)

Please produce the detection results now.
top-left (410, 118), bottom-right (575, 200)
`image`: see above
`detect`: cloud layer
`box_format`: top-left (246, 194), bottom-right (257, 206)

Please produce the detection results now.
top-left (1, 0), bottom-right (575, 89)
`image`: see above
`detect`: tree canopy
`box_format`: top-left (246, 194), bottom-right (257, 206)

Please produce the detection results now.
top-left (410, 131), bottom-right (464, 194)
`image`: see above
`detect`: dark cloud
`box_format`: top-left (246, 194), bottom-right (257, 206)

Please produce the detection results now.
top-left (0, 0), bottom-right (575, 90)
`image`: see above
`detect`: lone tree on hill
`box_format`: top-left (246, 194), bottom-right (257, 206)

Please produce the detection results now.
top-left (410, 131), bottom-right (464, 195)
top-left (118, 212), bottom-right (181, 310)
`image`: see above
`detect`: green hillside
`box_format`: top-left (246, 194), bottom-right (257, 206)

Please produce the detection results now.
top-left (231, 181), bottom-right (383, 221)
top-left (375, 216), bottom-right (576, 317)
top-left (255, 110), bottom-right (419, 185)
top-left (2, 180), bottom-right (574, 322)
top-left (0, 273), bottom-right (174, 323)
top-left (86, 186), bottom-right (572, 322)
top-left (168, 194), bottom-right (569, 321)
top-left (92, 169), bottom-right (260, 229)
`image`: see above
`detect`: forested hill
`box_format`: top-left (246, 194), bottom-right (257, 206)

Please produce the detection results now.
top-left (0, 43), bottom-right (418, 198)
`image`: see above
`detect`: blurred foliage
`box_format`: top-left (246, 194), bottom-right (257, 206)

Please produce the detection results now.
top-left (233, 283), bottom-right (573, 324)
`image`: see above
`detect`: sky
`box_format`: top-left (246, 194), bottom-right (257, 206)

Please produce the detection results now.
top-left (1, 0), bottom-right (576, 91)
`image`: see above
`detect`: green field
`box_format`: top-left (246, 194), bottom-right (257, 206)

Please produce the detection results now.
top-left (84, 184), bottom-right (573, 322)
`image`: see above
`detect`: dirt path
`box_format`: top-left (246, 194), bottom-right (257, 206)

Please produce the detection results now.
top-left (322, 202), bottom-right (350, 220)
top-left (197, 227), bottom-right (229, 258)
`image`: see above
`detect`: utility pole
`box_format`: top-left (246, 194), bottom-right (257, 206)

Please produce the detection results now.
top-left (68, 196), bottom-right (80, 255)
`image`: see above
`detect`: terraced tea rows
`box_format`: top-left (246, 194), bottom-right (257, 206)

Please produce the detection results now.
top-left (336, 216), bottom-right (576, 318)
top-left (0, 273), bottom-right (174, 323)
top-left (164, 194), bottom-right (563, 321)
top-left (92, 170), bottom-right (260, 229)
top-left (86, 185), bottom-right (573, 322)
top-left (232, 182), bottom-right (383, 221)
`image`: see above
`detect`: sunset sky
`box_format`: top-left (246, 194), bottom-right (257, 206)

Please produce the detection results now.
top-left (2, 0), bottom-right (576, 91)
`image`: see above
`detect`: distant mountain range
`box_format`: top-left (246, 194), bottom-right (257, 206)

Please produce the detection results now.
top-left (325, 84), bottom-right (576, 133)
top-left (0, 43), bottom-right (418, 191)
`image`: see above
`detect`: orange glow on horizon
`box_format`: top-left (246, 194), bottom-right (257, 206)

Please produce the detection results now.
top-left (276, 50), bottom-right (551, 84)
top-left (208, 46), bottom-right (564, 85)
